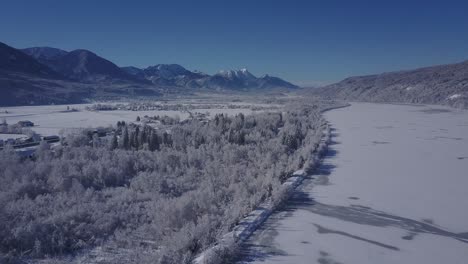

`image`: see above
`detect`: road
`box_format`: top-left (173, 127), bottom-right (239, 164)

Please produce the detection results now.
top-left (238, 103), bottom-right (468, 264)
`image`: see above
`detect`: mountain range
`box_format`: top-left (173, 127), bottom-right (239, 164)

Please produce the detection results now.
top-left (121, 65), bottom-right (298, 90)
top-left (311, 60), bottom-right (468, 108)
top-left (0, 41), bottom-right (298, 106)
top-left (4, 40), bottom-right (468, 108)
top-left (22, 47), bottom-right (145, 84)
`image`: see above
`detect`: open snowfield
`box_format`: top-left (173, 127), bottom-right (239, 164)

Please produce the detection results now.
top-left (0, 103), bottom-right (257, 136)
top-left (239, 103), bottom-right (468, 264)
top-left (0, 133), bottom-right (27, 140)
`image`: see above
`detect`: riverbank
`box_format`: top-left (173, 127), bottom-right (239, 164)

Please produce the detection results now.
top-left (237, 102), bottom-right (468, 264)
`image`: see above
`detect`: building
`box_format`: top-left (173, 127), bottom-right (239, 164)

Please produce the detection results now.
top-left (87, 129), bottom-right (108, 138)
top-left (17, 120), bottom-right (34, 127)
top-left (43, 135), bottom-right (60, 143)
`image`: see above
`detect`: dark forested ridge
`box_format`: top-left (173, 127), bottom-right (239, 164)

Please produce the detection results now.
top-left (0, 102), bottom-right (328, 263)
top-left (310, 60), bottom-right (468, 108)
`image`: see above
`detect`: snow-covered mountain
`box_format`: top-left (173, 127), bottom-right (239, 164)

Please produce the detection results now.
top-left (122, 64), bottom-right (207, 87)
top-left (0, 41), bottom-right (299, 105)
top-left (195, 69), bottom-right (257, 90)
top-left (1, 43), bottom-right (156, 106)
top-left (19, 45), bottom-right (298, 90)
top-left (123, 65), bottom-right (298, 90)
top-left (197, 69), bottom-right (298, 90)
top-left (144, 64), bottom-right (194, 79)
top-left (311, 60), bottom-right (468, 108)
top-left (217, 68), bottom-right (257, 80)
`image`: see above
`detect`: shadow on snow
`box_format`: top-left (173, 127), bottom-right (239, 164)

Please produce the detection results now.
top-left (237, 128), bottom-right (468, 263)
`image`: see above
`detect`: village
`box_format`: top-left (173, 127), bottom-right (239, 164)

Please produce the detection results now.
top-left (0, 107), bottom-right (212, 157)
top-left (0, 119), bottom-right (60, 155)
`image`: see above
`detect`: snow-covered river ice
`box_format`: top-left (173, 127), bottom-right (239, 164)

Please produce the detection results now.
top-left (239, 103), bottom-right (468, 264)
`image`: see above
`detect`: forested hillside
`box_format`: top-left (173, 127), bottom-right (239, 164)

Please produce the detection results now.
top-left (311, 60), bottom-right (468, 108)
top-left (0, 102), bottom-right (328, 263)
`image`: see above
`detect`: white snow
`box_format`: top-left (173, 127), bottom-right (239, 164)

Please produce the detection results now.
top-left (195, 127), bottom-right (330, 264)
top-left (447, 94), bottom-right (462, 100)
top-left (217, 68), bottom-right (255, 79)
top-left (0, 103), bottom-right (256, 136)
top-left (239, 103), bottom-right (468, 264)
top-left (0, 133), bottom-right (27, 140)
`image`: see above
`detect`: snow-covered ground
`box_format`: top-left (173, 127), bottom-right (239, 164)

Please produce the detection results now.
top-left (238, 103), bottom-right (468, 264)
top-left (0, 103), bottom-right (256, 136)
top-left (0, 133), bottom-right (27, 140)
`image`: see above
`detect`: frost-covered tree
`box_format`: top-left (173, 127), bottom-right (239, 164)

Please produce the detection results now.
top-left (120, 126), bottom-right (130, 150)
top-left (109, 134), bottom-right (118, 150)
top-left (0, 101), bottom-right (329, 263)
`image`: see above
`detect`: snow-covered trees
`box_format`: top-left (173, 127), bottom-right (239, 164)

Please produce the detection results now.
top-left (109, 134), bottom-right (118, 150)
top-left (0, 102), bottom-right (327, 263)
top-left (120, 126), bottom-right (130, 150)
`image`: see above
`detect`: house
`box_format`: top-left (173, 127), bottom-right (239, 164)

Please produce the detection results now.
top-left (17, 120), bottom-right (34, 127)
top-left (18, 137), bottom-right (34, 144)
top-left (87, 129), bottom-right (107, 138)
top-left (43, 135), bottom-right (60, 143)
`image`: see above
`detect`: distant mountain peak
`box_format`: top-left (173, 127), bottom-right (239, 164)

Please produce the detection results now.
top-left (217, 68), bottom-right (256, 80)
top-left (144, 64), bottom-right (192, 79)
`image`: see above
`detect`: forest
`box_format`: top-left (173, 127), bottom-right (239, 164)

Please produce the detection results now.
top-left (0, 102), bottom-right (328, 264)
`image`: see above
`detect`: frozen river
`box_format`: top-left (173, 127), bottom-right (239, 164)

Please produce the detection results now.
top-left (239, 103), bottom-right (468, 264)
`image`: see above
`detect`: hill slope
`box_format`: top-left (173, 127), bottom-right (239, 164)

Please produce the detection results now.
top-left (0, 42), bottom-right (58, 78)
top-left (313, 60), bottom-right (468, 108)
top-left (0, 43), bottom-right (158, 106)
top-left (0, 42), bottom-right (83, 106)
top-left (21, 47), bottom-right (68, 67)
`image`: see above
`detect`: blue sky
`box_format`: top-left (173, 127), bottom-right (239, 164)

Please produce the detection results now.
top-left (2, 0), bottom-right (468, 85)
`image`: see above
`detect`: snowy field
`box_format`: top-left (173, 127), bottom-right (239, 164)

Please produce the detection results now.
top-left (0, 134), bottom-right (28, 140)
top-left (239, 103), bottom-right (468, 264)
top-left (0, 103), bottom-right (258, 136)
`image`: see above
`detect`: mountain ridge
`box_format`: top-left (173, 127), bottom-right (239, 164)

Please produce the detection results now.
top-left (122, 64), bottom-right (298, 90)
top-left (311, 60), bottom-right (468, 108)
top-left (24, 47), bottom-right (142, 83)
top-left (21, 46), bottom-right (297, 90)
top-left (0, 43), bottom-right (59, 78)
top-left (1, 41), bottom-right (296, 106)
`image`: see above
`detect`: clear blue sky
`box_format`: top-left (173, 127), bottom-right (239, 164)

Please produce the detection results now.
top-left (2, 0), bottom-right (468, 85)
